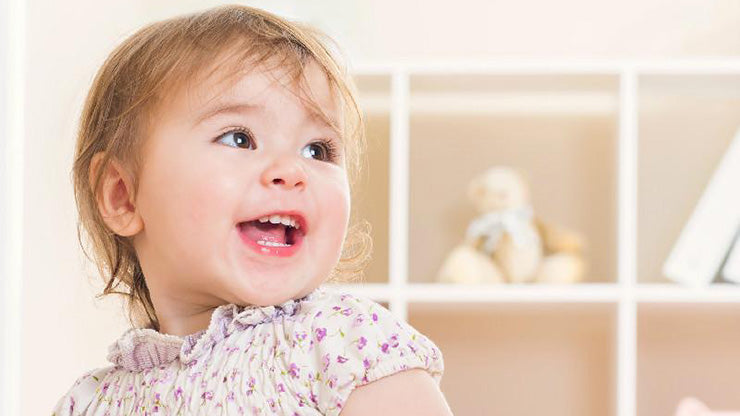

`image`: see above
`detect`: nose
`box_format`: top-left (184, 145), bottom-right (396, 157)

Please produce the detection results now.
top-left (260, 155), bottom-right (307, 190)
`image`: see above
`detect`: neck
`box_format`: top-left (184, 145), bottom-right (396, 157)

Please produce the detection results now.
top-left (146, 284), bottom-right (224, 337)
top-left (156, 302), bottom-right (218, 337)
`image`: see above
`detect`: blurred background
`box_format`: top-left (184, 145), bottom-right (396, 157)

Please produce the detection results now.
top-left (1, 1), bottom-right (740, 415)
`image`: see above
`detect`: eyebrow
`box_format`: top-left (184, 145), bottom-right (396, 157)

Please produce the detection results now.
top-left (194, 100), bottom-right (344, 142)
top-left (194, 102), bottom-right (263, 126)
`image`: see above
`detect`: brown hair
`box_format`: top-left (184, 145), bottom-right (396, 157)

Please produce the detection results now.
top-left (72, 4), bottom-right (371, 331)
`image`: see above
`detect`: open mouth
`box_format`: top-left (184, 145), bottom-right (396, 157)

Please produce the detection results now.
top-left (239, 220), bottom-right (303, 246)
top-left (237, 213), bottom-right (307, 257)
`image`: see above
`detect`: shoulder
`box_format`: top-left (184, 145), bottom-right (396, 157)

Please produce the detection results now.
top-left (52, 366), bottom-right (115, 416)
top-left (341, 368), bottom-right (453, 416)
top-left (298, 287), bottom-right (445, 416)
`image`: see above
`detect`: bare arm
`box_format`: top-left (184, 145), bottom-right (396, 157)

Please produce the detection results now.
top-left (339, 369), bottom-right (454, 416)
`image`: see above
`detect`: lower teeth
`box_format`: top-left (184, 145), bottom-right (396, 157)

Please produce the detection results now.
top-left (257, 240), bottom-right (291, 247)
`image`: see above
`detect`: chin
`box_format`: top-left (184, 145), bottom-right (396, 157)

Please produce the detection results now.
top-left (224, 281), bottom-right (299, 307)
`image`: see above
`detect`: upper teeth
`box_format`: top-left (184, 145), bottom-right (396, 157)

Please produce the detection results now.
top-left (258, 214), bottom-right (300, 229)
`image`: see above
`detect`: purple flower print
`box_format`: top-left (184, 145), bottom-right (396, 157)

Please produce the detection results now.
top-left (174, 386), bottom-right (183, 400)
top-left (337, 355), bottom-right (348, 363)
top-left (332, 306), bottom-right (341, 311)
top-left (289, 362), bottom-right (301, 378)
top-left (357, 336), bottom-right (367, 350)
top-left (310, 391), bottom-right (318, 405)
top-left (352, 314), bottom-right (365, 327)
top-left (322, 353), bottom-right (330, 372)
top-left (230, 368), bottom-right (241, 381)
top-left (341, 307), bottom-right (353, 316)
top-left (315, 327), bottom-right (327, 342)
top-left (363, 358), bottom-right (372, 370)
top-left (381, 342), bottom-right (390, 354)
top-left (389, 333), bottom-right (399, 348)
top-left (372, 313), bottom-right (378, 322)
top-left (201, 391), bottom-right (214, 401)
top-left (246, 377), bottom-right (256, 396)
top-left (295, 331), bottom-right (308, 341)
top-left (227, 391), bottom-right (235, 401)
top-left (277, 383), bottom-right (286, 393)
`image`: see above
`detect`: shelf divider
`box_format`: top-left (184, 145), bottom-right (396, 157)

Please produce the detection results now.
top-left (617, 66), bottom-right (639, 416)
top-left (388, 68), bottom-right (410, 321)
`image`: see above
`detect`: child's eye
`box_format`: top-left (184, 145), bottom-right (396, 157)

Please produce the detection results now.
top-left (216, 128), bottom-right (255, 149)
top-left (301, 139), bottom-right (339, 163)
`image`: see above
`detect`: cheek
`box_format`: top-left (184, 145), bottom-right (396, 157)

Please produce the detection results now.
top-left (317, 173), bottom-right (351, 250)
top-left (137, 143), bottom-right (243, 242)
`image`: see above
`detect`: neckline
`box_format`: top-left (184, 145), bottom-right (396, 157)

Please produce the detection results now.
top-left (106, 286), bottom-right (326, 372)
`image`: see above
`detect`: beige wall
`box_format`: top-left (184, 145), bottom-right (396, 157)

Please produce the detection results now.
top-left (21, 0), bottom-right (740, 414)
top-left (299, 0), bottom-right (740, 62)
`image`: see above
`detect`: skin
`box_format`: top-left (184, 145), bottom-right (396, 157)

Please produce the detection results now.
top-left (341, 369), bottom-right (454, 416)
top-left (94, 58), bottom-right (350, 336)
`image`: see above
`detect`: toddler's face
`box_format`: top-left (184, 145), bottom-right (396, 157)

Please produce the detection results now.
top-left (132, 59), bottom-right (350, 309)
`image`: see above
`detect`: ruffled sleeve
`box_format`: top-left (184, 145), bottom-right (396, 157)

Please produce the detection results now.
top-left (307, 292), bottom-right (444, 416)
top-left (51, 366), bottom-right (114, 416)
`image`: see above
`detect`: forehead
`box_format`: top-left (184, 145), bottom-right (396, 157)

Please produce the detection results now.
top-left (165, 54), bottom-right (342, 128)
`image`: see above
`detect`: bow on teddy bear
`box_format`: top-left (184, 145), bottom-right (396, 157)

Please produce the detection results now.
top-left (437, 166), bottom-right (587, 284)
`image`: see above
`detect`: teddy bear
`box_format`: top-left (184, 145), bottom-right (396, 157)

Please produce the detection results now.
top-left (436, 166), bottom-right (587, 284)
top-left (675, 397), bottom-right (740, 416)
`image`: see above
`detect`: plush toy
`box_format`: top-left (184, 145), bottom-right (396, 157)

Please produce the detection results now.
top-left (437, 166), bottom-right (587, 284)
top-left (675, 397), bottom-right (740, 416)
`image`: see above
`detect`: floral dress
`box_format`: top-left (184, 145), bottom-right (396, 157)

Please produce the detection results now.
top-left (52, 285), bottom-right (444, 415)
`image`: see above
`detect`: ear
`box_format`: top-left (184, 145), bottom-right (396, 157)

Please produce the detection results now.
top-left (90, 152), bottom-right (143, 237)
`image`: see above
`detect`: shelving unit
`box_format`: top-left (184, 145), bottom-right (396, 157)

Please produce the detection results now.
top-left (325, 59), bottom-right (740, 416)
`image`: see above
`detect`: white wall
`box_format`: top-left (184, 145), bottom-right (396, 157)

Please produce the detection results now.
top-left (22, 2), bottom-right (147, 414)
top-left (2, 0), bottom-right (25, 415)
top-left (0, 0), bottom-right (10, 413)
top-left (15, 0), bottom-right (740, 414)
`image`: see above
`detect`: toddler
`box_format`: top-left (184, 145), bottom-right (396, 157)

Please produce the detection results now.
top-left (52, 5), bottom-right (450, 416)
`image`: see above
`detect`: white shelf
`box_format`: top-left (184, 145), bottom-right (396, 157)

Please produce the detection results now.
top-left (635, 283), bottom-right (740, 303)
top-left (328, 282), bottom-right (740, 304)
top-left (361, 91), bottom-right (617, 115)
top-left (348, 60), bottom-right (740, 416)
top-left (406, 283), bottom-right (620, 303)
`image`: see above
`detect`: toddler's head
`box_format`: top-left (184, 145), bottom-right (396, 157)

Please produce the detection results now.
top-left (72, 5), bottom-right (371, 332)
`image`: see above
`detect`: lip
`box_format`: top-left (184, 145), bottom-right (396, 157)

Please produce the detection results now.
top-left (236, 210), bottom-right (308, 258)
top-left (238, 210), bottom-right (309, 235)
